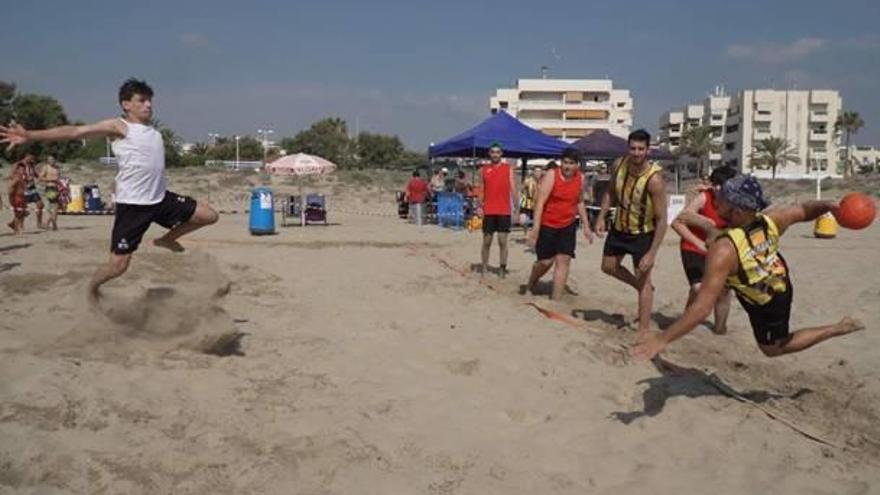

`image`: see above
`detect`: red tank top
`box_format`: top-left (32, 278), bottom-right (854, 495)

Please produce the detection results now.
top-left (481, 163), bottom-right (512, 215)
top-left (681, 190), bottom-right (727, 254)
top-left (542, 168), bottom-right (583, 228)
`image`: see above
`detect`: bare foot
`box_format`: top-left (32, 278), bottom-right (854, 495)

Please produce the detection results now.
top-left (6, 221), bottom-right (14, 232)
top-left (712, 324), bottom-right (728, 335)
top-left (153, 238), bottom-right (185, 252)
top-left (634, 329), bottom-right (652, 342)
top-left (833, 317), bottom-right (865, 336)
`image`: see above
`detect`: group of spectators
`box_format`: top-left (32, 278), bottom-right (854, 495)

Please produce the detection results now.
top-left (4, 154), bottom-right (66, 234)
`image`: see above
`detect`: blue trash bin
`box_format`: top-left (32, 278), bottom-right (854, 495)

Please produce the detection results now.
top-left (249, 187), bottom-right (275, 235)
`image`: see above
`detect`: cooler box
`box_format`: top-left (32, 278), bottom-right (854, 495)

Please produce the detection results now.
top-left (249, 187), bottom-right (275, 235)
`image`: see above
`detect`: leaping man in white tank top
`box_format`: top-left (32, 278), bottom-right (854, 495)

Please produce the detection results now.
top-left (0, 79), bottom-right (219, 303)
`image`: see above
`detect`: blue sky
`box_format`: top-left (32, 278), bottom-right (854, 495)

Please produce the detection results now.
top-left (3, 0), bottom-right (879, 149)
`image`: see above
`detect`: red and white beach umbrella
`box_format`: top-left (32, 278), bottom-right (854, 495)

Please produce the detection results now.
top-left (266, 153), bottom-right (337, 176)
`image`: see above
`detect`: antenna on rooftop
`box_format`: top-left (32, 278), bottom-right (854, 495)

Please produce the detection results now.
top-left (540, 66), bottom-right (549, 79)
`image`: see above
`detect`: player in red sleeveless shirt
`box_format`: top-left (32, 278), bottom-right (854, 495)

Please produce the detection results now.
top-left (526, 148), bottom-right (593, 300)
top-left (671, 166), bottom-right (737, 334)
top-left (479, 142), bottom-right (518, 278)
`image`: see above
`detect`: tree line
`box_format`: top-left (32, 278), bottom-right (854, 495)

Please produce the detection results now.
top-left (1, 81), bottom-right (427, 169)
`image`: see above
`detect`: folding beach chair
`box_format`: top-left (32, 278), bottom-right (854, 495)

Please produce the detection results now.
top-left (304, 193), bottom-right (328, 225)
top-left (281, 195), bottom-right (302, 226)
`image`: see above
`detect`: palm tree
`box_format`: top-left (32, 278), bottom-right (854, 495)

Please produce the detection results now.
top-left (751, 137), bottom-right (799, 180)
top-left (189, 142), bottom-right (210, 156)
top-left (835, 111), bottom-right (864, 177)
top-left (680, 125), bottom-right (719, 178)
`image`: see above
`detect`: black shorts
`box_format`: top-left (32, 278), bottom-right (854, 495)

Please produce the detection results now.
top-left (536, 222), bottom-right (577, 260)
top-left (737, 283), bottom-right (793, 346)
top-left (25, 189), bottom-right (41, 203)
top-left (482, 214), bottom-right (511, 234)
top-left (680, 250), bottom-right (707, 285)
top-left (603, 229), bottom-right (654, 266)
top-left (111, 191), bottom-right (197, 254)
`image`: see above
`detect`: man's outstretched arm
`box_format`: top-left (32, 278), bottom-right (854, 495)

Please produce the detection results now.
top-left (767, 200), bottom-right (839, 235)
top-left (1, 119), bottom-right (126, 151)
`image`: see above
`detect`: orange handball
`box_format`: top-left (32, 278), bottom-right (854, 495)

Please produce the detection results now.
top-left (835, 192), bottom-right (876, 230)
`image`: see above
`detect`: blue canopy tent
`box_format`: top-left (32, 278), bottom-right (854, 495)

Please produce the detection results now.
top-left (429, 111), bottom-right (569, 183)
top-left (429, 111), bottom-right (568, 159)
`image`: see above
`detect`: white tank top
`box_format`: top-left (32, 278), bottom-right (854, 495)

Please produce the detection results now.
top-left (111, 119), bottom-right (167, 205)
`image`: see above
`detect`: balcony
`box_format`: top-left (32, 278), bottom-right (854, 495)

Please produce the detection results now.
top-left (809, 130), bottom-right (829, 141)
top-left (522, 119), bottom-right (613, 130)
top-left (518, 100), bottom-right (611, 111)
top-left (809, 150), bottom-right (828, 159)
top-left (809, 112), bottom-right (830, 122)
top-left (753, 125), bottom-right (772, 136)
top-left (754, 112), bottom-right (772, 122)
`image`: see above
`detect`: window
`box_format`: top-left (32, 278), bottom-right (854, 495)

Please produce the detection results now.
top-left (725, 142), bottom-right (736, 151)
top-left (500, 102), bottom-right (508, 109)
top-left (726, 124), bottom-right (739, 133)
top-left (617, 102), bottom-right (626, 108)
top-left (617, 119), bottom-right (625, 124)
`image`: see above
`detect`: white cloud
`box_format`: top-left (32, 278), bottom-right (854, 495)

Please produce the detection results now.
top-left (180, 33), bottom-right (210, 48)
top-left (726, 37), bottom-right (827, 64)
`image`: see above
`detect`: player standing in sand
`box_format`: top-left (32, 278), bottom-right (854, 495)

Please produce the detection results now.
top-left (6, 157), bottom-right (28, 235)
top-left (478, 142), bottom-right (518, 278)
top-left (0, 78), bottom-right (219, 302)
top-left (595, 129), bottom-right (668, 339)
top-left (632, 175), bottom-right (864, 360)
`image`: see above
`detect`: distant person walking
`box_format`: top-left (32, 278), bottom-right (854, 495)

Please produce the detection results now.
top-left (519, 165), bottom-right (543, 235)
top-left (39, 155), bottom-right (62, 230)
top-left (6, 157), bottom-right (28, 235)
top-left (405, 170), bottom-right (430, 225)
top-left (430, 168), bottom-right (447, 194)
top-left (19, 154), bottom-right (44, 229)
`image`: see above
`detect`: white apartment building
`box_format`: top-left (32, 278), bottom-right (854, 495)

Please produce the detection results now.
top-left (489, 78), bottom-right (633, 142)
top-left (659, 88), bottom-right (731, 170)
top-left (660, 88), bottom-right (843, 179)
